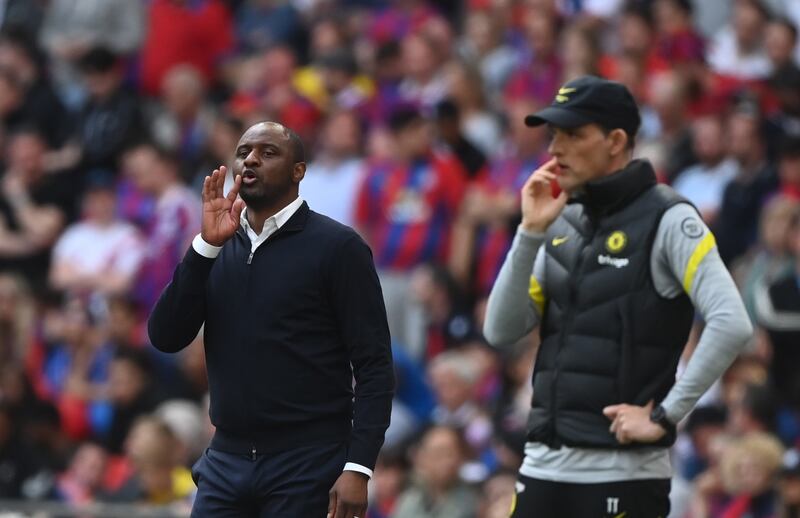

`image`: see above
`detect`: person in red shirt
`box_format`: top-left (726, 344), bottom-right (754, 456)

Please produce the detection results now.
top-left (139, 0), bottom-right (234, 96)
top-left (356, 107), bottom-right (467, 355)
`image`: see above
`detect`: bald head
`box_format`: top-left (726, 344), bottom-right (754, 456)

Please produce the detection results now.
top-left (245, 122), bottom-right (305, 164)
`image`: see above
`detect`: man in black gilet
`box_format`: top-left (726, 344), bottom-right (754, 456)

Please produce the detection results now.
top-left (483, 76), bottom-right (752, 517)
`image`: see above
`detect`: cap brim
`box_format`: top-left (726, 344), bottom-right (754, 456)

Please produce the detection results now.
top-left (524, 107), bottom-right (594, 128)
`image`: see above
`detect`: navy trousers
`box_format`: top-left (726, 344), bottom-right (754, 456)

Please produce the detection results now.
top-left (190, 441), bottom-right (347, 517)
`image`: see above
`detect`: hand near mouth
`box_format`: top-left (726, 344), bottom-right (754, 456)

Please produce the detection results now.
top-left (201, 165), bottom-right (245, 247)
top-left (520, 158), bottom-right (568, 233)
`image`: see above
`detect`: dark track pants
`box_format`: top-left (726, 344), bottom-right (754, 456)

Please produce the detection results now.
top-left (509, 474), bottom-right (671, 518)
top-left (190, 441), bottom-right (347, 517)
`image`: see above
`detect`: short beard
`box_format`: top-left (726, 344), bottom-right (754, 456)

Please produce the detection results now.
top-left (238, 184), bottom-right (290, 211)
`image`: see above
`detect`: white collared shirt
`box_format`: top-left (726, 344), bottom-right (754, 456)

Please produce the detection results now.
top-left (191, 196), bottom-right (373, 479)
top-left (192, 196), bottom-right (304, 259)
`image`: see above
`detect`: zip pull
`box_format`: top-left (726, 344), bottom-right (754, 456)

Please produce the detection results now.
top-left (247, 251), bottom-right (254, 264)
top-left (251, 447), bottom-right (257, 460)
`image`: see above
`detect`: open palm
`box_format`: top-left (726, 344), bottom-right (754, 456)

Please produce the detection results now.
top-left (201, 166), bottom-right (244, 247)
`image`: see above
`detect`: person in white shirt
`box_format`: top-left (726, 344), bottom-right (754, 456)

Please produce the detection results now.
top-left (707, 0), bottom-right (773, 80)
top-left (673, 116), bottom-right (738, 225)
top-left (301, 110), bottom-right (364, 227)
top-left (50, 179), bottom-right (144, 304)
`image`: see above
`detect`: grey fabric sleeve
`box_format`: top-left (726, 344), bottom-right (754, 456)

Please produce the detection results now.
top-left (651, 204), bottom-right (753, 423)
top-left (483, 227), bottom-right (546, 348)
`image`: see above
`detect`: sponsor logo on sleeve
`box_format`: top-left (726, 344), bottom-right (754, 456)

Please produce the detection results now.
top-left (680, 217), bottom-right (704, 238)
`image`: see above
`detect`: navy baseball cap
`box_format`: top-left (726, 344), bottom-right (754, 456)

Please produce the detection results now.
top-left (525, 76), bottom-right (641, 139)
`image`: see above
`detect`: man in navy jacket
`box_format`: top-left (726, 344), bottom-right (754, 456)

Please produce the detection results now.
top-left (148, 122), bottom-right (394, 518)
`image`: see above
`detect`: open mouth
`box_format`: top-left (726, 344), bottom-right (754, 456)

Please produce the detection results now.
top-left (242, 169), bottom-right (257, 185)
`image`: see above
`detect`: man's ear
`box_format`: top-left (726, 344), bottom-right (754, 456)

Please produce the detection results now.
top-left (608, 129), bottom-right (629, 157)
top-left (293, 162), bottom-right (306, 183)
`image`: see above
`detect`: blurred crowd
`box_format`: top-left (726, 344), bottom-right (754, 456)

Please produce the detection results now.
top-left (0, 0), bottom-right (799, 517)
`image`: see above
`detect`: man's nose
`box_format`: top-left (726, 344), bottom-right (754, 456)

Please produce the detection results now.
top-left (244, 149), bottom-right (259, 167)
top-left (547, 137), bottom-right (560, 157)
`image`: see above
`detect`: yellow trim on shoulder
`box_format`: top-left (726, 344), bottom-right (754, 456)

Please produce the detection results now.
top-left (682, 232), bottom-right (716, 294)
top-left (528, 275), bottom-right (545, 315)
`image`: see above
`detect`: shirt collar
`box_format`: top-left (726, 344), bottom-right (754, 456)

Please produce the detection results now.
top-left (240, 196), bottom-right (304, 236)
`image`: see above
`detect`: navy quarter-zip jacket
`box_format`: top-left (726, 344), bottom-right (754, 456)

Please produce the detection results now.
top-left (148, 202), bottom-right (394, 470)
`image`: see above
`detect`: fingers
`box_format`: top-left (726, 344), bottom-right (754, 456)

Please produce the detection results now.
top-left (541, 157), bottom-right (559, 172)
top-left (609, 414), bottom-right (621, 433)
top-left (227, 174), bottom-right (242, 203)
top-left (231, 198), bottom-right (245, 224)
top-left (522, 170), bottom-right (556, 198)
top-left (340, 503), bottom-right (366, 518)
top-left (336, 497), bottom-right (347, 518)
top-left (603, 404), bottom-right (622, 419)
top-left (206, 168), bottom-right (221, 200)
top-left (217, 165), bottom-right (227, 197)
top-left (202, 175), bottom-right (211, 203)
top-left (327, 490), bottom-right (337, 518)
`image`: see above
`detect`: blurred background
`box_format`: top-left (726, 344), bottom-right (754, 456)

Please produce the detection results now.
top-left (0, 0), bottom-right (799, 516)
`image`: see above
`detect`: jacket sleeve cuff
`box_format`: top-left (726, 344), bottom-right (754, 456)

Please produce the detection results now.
top-left (343, 463), bottom-right (373, 479)
top-left (192, 234), bottom-right (223, 259)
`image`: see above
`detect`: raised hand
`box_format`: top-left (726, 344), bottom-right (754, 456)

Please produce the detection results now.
top-left (520, 158), bottom-right (568, 233)
top-left (201, 166), bottom-right (244, 247)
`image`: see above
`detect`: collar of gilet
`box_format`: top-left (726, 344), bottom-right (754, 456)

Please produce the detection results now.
top-left (569, 159), bottom-right (657, 218)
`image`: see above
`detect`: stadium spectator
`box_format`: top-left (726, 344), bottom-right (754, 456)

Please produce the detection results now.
top-left (53, 441), bottom-right (107, 504)
top-left (410, 264), bottom-right (478, 359)
top-left (399, 32), bottom-right (449, 108)
top-left (673, 115), bottom-right (738, 224)
top-left (765, 18), bottom-right (799, 70)
top-left (458, 10), bottom-right (517, 102)
top-left (643, 70), bottom-right (696, 182)
top-left (0, 31), bottom-right (69, 148)
top-left (356, 106), bottom-right (467, 355)
top-left (367, 450), bottom-right (409, 518)
top-left (106, 416), bottom-right (193, 506)
top-left (432, 98), bottom-right (488, 179)
top-left (393, 425), bottom-right (479, 518)
top-left (652, 0), bottom-right (706, 66)
top-left (428, 351), bottom-right (492, 454)
top-left (49, 179), bottom-right (145, 305)
top-left (504, 8), bottom-right (562, 106)
top-left (122, 143), bottom-right (200, 312)
top-left (767, 65), bottom-right (800, 142)
top-left (690, 432), bottom-right (784, 518)
top-left (707, 0), bottom-right (773, 80)
top-left (235, 0), bottom-right (304, 53)
top-left (735, 195), bottom-right (797, 322)
top-left (301, 109), bottom-right (364, 226)
top-left (39, 0), bottom-right (143, 108)
top-left (755, 211), bottom-right (800, 408)
top-left (151, 64), bottom-right (214, 183)
top-left (442, 60), bottom-right (501, 157)
top-left (715, 103), bottom-right (779, 265)
top-left (103, 348), bottom-right (161, 454)
top-left (139, 0), bottom-right (233, 96)
top-left (0, 129), bottom-right (70, 292)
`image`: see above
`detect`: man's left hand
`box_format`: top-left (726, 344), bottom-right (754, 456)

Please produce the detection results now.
top-left (327, 471), bottom-right (368, 518)
top-left (603, 400), bottom-right (666, 445)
